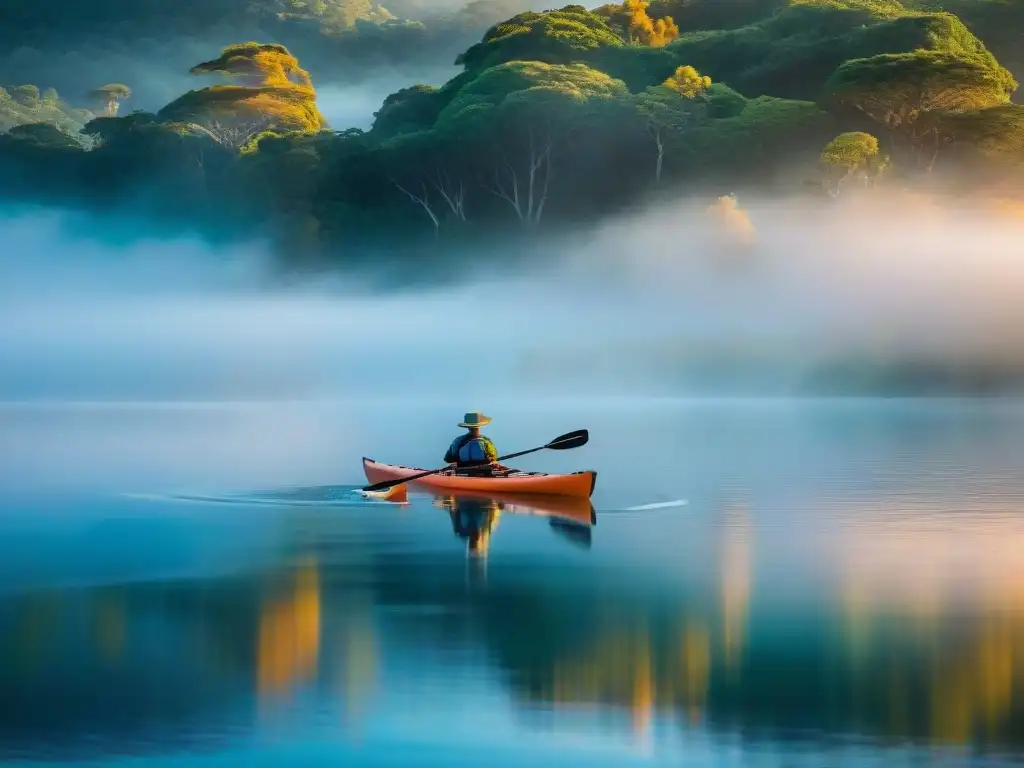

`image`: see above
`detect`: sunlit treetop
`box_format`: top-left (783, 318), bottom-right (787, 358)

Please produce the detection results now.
top-left (645, 2), bottom-right (1014, 101)
top-left (820, 131), bottom-right (879, 168)
top-left (944, 104), bottom-right (1024, 166)
top-left (596, 0), bottom-right (679, 47)
top-left (826, 50), bottom-right (1016, 125)
top-left (88, 83), bottom-right (132, 116)
top-left (161, 43), bottom-right (326, 135)
top-left (190, 42), bottom-right (314, 89)
top-left (456, 6), bottom-right (625, 72)
top-left (437, 60), bottom-right (630, 128)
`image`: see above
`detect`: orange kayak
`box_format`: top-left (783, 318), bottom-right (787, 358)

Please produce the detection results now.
top-left (362, 457), bottom-right (597, 499)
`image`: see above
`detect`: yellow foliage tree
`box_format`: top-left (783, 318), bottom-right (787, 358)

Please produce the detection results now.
top-left (706, 194), bottom-right (757, 250)
top-left (663, 66), bottom-right (711, 98)
top-left (624, 0), bottom-right (679, 47)
top-left (190, 42), bottom-right (313, 88)
top-left (159, 43), bottom-right (327, 138)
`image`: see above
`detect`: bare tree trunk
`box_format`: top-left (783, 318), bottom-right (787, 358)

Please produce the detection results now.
top-left (486, 132), bottom-right (554, 228)
top-left (926, 126), bottom-right (941, 175)
top-left (532, 141), bottom-right (553, 225)
top-left (655, 134), bottom-right (663, 185)
top-left (487, 163), bottom-right (526, 223)
top-left (189, 118), bottom-right (273, 151)
top-left (430, 168), bottom-right (467, 221)
top-left (392, 179), bottom-right (440, 238)
top-left (646, 123), bottom-right (664, 185)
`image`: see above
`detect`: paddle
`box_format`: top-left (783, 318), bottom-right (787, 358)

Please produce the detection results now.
top-left (361, 429), bottom-right (589, 493)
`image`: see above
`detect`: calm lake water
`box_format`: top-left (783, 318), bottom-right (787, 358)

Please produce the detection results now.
top-left (2, 398), bottom-right (1024, 767)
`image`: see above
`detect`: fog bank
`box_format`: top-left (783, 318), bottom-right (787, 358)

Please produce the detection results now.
top-left (3, 193), bottom-right (1024, 402)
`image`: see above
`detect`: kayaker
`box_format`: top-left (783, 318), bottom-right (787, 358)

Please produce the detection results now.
top-left (444, 411), bottom-right (503, 471)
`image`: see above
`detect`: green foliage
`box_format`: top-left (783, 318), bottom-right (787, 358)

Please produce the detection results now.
top-left (791, 0), bottom-right (907, 16)
top-left (905, 0), bottom-right (1024, 91)
top-left (0, 83), bottom-right (93, 135)
top-left (635, 67), bottom-right (713, 182)
top-left (944, 104), bottom-right (1024, 165)
top-left (438, 60), bottom-right (630, 129)
top-left (817, 130), bottom-right (888, 194)
top-left (647, 0), bottom-right (785, 31)
top-left (456, 6), bottom-right (624, 72)
top-left (636, 67), bottom-right (712, 134)
top-left (704, 83), bottom-right (748, 118)
top-left (821, 130), bottom-right (879, 167)
top-left (3, 122), bottom-right (82, 150)
top-left (162, 44), bottom-right (326, 134)
top-left (825, 50), bottom-right (1014, 145)
top-left (3, 0), bottom-right (1024, 267)
top-left (371, 84), bottom-right (445, 139)
top-left (687, 96), bottom-right (833, 173)
top-left (88, 83), bottom-right (132, 116)
top-left (627, 4), bottom-right (1015, 100)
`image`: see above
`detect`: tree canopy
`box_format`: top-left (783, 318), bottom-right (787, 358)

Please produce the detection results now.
top-left (825, 50), bottom-right (1015, 167)
top-left (160, 43), bottom-right (326, 134)
top-left (944, 104), bottom-right (1024, 166)
top-left (1, 0), bottom-right (1024, 273)
top-left (456, 6), bottom-right (624, 72)
top-left (596, 0), bottom-right (680, 47)
top-left (89, 83), bottom-right (132, 116)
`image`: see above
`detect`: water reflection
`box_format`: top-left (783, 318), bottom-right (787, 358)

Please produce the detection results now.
top-left (2, 489), bottom-right (1024, 762)
top-left (256, 557), bottom-right (321, 705)
top-left (437, 496), bottom-right (502, 558)
top-left (433, 490), bottom-right (597, 558)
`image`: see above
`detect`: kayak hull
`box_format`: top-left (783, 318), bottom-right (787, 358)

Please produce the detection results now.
top-left (362, 458), bottom-right (597, 499)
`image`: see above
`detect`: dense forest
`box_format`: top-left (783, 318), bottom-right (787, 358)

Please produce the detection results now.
top-left (1, 0), bottom-right (1023, 267)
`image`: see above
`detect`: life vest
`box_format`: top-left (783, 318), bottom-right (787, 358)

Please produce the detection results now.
top-left (447, 434), bottom-right (495, 466)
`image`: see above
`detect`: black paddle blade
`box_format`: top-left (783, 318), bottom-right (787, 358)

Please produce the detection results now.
top-left (546, 429), bottom-right (589, 450)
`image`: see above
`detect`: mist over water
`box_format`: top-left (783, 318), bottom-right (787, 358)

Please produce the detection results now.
top-left (5, 193), bottom-right (1024, 768)
top-left (4, 194), bottom-right (1024, 404)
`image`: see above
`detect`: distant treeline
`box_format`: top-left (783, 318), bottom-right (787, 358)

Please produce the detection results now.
top-left (0, 0), bottom-right (1022, 267)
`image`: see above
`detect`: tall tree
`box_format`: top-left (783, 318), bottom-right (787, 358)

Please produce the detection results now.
top-left (436, 61), bottom-right (631, 228)
top-left (597, 0), bottom-right (680, 46)
top-left (818, 131), bottom-right (888, 196)
top-left (159, 43), bottom-right (326, 135)
top-left (825, 51), bottom-right (1015, 171)
top-left (635, 66), bottom-right (711, 185)
top-left (89, 84), bottom-right (132, 117)
top-left (942, 104), bottom-right (1024, 168)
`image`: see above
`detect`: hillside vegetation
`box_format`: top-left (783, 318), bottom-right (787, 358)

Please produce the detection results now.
top-left (0, 0), bottom-right (1021, 259)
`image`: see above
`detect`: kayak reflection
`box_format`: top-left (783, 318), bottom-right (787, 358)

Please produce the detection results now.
top-left (432, 490), bottom-right (597, 557)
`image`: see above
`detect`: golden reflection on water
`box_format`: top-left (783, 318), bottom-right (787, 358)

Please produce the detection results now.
top-left (336, 594), bottom-right (379, 736)
top-left (92, 591), bottom-right (126, 663)
top-left (523, 499), bottom-right (1024, 748)
top-left (257, 557), bottom-right (321, 704)
top-left (837, 508), bottom-right (1024, 744)
top-left (719, 503), bottom-right (750, 677)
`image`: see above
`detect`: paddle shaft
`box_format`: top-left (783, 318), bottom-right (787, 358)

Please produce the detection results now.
top-left (362, 430), bottom-right (587, 493)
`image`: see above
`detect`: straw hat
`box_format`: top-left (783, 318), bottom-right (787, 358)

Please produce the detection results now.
top-left (459, 411), bottom-right (492, 428)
